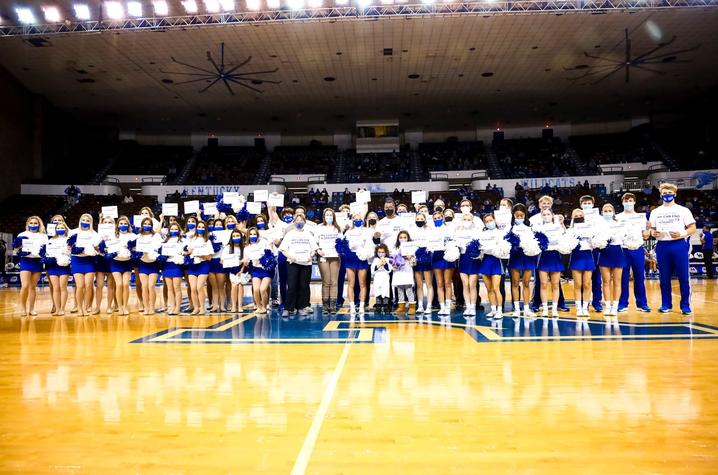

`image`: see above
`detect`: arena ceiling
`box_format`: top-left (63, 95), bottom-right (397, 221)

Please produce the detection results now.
top-left (0, 4), bottom-right (717, 134)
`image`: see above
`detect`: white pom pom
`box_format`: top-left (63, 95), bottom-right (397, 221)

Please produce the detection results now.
top-left (494, 240), bottom-right (512, 260)
top-left (558, 234), bottom-right (579, 255)
top-left (56, 255), bottom-right (70, 267)
top-left (357, 244), bottom-right (374, 262)
top-left (520, 235), bottom-right (541, 257)
top-left (118, 248), bottom-right (131, 259)
top-left (591, 233), bottom-right (609, 250)
top-left (443, 244), bottom-right (460, 262)
top-left (623, 232), bottom-right (644, 251)
top-left (229, 273), bottom-right (241, 285)
top-left (170, 255), bottom-right (185, 265)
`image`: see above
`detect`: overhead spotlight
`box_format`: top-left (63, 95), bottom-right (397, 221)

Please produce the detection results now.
top-left (287, 0), bottom-right (305, 8)
top-left (105, 1), bottom-right (125, 19)
top-left (153, 0), bottom-right (169, 15)
top-left (307, 0), bottom-right (322, 6)
top-left (266, 0), bottom-right (280, 6)
top-left (74, 4), bottom-right (91, 19)
top-left (219, 0), bottom-right (235, 10)
top-left (204, 0), bottom-right (221, 12)
top-left (16, 8), bottom-right (36, 24)
top-left (182, 0), bottom-right (199, 12)
top-left (356, 0), bottom-right (371, 7)
top-left (335, 0), bottom-right (349, 4)
top-left (421, 0), bottom-right (435, 4)
top-left (246, 0), bottom-right (261, 10)
top-left (43, 6), bottom-right (62, 22)
top-left (127, 1), bottom-right (143, 16)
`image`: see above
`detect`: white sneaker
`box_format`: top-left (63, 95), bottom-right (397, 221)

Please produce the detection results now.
top-left (524, 309), bottom-right (537, 318)
top-left (551, 309), bottom-right (559, 319)
top-left (416, 305), bottom-right (424, 314)
top-left (349, 304), bottom-right (356, 316)
top-left (486, 309), bottom-right (495, 318)
top-left (513, 309), bottom-right (522, 318)
top-left (494, 311), bottom-right (503, 320)
top-left (541, 307), bottom-right (549, 317)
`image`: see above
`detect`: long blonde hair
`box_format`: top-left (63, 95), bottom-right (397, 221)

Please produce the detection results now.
top-left (25, 216), bottom-right (46, 234)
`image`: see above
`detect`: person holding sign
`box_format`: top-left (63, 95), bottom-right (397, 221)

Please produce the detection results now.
top-left (478, 214), bottom-right (506, 320)
top-left (411, 212), bottom-right (434, 315)
top-left (244, 227), bottom-right (273, 315)
top-left (45, 222), bottom-right (71, 316)
top-left (15, 216), bottom-right (48, 316)
top-left (430, 211), bottom-right (454, 316)
top-left (208, 218), bottom-right (230, 313)
top-left (278, 215), bottom-right (318, 317)
top-left (534, 208), bottom-right (565, 318)
top-left (94, 215), bottom-right (118, 315)
top-left (136, 217), bottom-right (164, 315)
top-left (568, 209), bottom-right (596, 319)
top-left (342, 211), bottom-right (373, 317)
top-left (109, 216), bottom-right (137, 316)
top-left (507, 204), bottom-right (538, 318)
top-left (579, 195), bottom-right (603, 312)
top-left (268, 204), bottom-right (296, 313)
top-left (221, 228), bottom-right (246, 314)
top-left (69, 214), bottom-right (100, 316)
top-left (187, 221), bottom-right (214, 315)
top-left (529, 196), bottom-right (569, 313)
top-left (455, 212), bottom-right (480, 317)
top-left (162, 223), bottom-right (187, 315)
top-left (616, 193), bottom-right (651, 312)
top-left (649, 183), bottom-right (697, 315)
top-left (597, 204), bottom-right (626, 319)
top-left (392, 231), bottom-right (416, 315)
top-left (316, 208), bottom-right (342, 314)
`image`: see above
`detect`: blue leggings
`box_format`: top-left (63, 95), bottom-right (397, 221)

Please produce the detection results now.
top-left (656, 239), bottom-right (691, 310)
top-left (619, 248), bottom-right (647, 308)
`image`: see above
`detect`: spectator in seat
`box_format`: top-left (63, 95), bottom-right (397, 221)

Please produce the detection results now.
top-left (65, 184), bottom-right (81, 206)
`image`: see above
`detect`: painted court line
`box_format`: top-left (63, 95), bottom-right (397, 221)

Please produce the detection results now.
top-left (290, 340), bottom-right (353, 475)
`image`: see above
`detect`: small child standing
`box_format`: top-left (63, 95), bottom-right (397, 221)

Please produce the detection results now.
top-left (391, 231), bottom-right (416, 314)
top-left (371, 244), bottom-right (392, 314)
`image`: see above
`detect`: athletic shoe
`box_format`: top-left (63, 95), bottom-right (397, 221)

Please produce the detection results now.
top-left (557, 306), bottom-right (570, 312)
top-left (681, 308), bottom-right (693, 316)
top-left (592, 304), bottom-right (603, 312)
top-left (524, 309), bottom-right (537, 318)
top-left (658, 306), bottom-right (671, 313)
top-left (617, 306), bottom-right (628, 313)
top-left (638, 306), bottom-right (651, 312)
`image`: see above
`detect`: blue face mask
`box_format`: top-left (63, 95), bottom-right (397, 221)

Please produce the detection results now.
top-left (52, 220), bottom-right (60, 224)
top-left (249, 235), bottom-right (258, 243)
top-left (662, 194), bottom-right (675, 203)
top-left (187, 223), bottom-right (196, 230)
top-left (296, 222), bottom-right (305, 229)
top-left (514, 218), bottom-right (525, 226)
top-left (257, 222), bottom-right (266, 230)
top-left (227, 223), bottom-right (236, 230)
top-left (207, 225), bottom-right (215, 232)
top-left (143, 225), bottom-right (153, 232)
top-left (56, 229), bottom-right (66, 236)
top-left (623, 202), bottom-right (635, 211)
top-left (433, 219), bottom-right (444, 227)
top-left (119, 224), bottom-right (129, 232)
top-left (485, 221), bottom-right (497, 230)
top-left (603, 213), bottom-right (614, 221)
top-left (233, 237), bottom-right (243, 244)
top-left (80, 222), bottom-right (90, 230)
top-left (28, 225), bottom-right (39, 232)
top-left (197, 228), bottom-right (205, 235)
top-left (282, 215), bottom-right (293, 223)
top-left (581, 204), bottom-right (593, 211)
top-left (214, 226), bottom-right (223, 231)
top-left (169, 231), bottom-right (179, 237)
top-left (353, 220), bottom-right (363, 228)
top-left (325, 215), bottom-right (334, 224)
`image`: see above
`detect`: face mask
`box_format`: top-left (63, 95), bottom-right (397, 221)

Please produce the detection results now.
top-left (434, 219), bottom-right (444, 227)
top-left (385, 208), bottom-right (395, 217)
top-left (170, 231), bottom-right (180, 237)
top-left (353, 220), bottom-right (364, 228)
top-left (56, 229), bottom-right (66, 236)
top-left (543, 216), bottom-right (553, 223)
top-left (143, 225), bottom-right (153, 232)
top-left (485, 222), bottom-right (497, 230)
top-left (214, 226), bottom-right (224, 231)
top-left (662, 194), bottom-right (675, 203)
top-left (581, 204), bottom-right (593, 211)
top-left (282, 215), bottom-right (293, 223)
top-left (295, 222), bottom-right (305, 229)
top-left (415, 221), bottom-right (426, 228)
top-left (463, 221), bottom-right (472, 228)
top-left (398, 209), bottom-right (407, 215)
top-left (52, 220), bottom-right (60, 224)
top-left (399, 238), bottom-right (408, 243)
top-left (377, 252), bottom-right (386, 258)
top-left (28, 225), bottom-right (39, 232)
top-left (461, 206), bottom-right (471, 214)
top-left (119, 224), bottom-right (129, 232)
top-left (141, 213), bottom-right (150, 219)
top-left (234, 237), bottom-right (244, 244)
top-left (248, 235), bottom-right (258, 243)
top-left (207, 225), bottom-right (215, 232)
top-left (573, 217), bottom-right (585, 224)
top-left (623, 202), bottom-right (635, 211)
top-left (80, 222), bottom-right (90, 230)
top-left (227, 223), bottom-right (236, 230)
top-left (257, 222), bottom-right (266, 230)
top-left (368, 219), bottom-right (377, 226)
top-left (514, 218), bottom-right (525, 226)
top-left (540, 204), bottom-right (552, 211)
top-left (197, 228), bottom-right (206, 235)
top-left (445, 217), bottom-right (454, 223)
top-left (500, 205), bottom-right (511, 211)
top-left (603, 212), bottom-right (614, 221)
top-left (325, 215), bottom-right (334, 224)
top-left (187, 223), bottom-right (196, 230)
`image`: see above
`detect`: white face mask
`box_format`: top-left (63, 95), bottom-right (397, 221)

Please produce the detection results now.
top-left (461, 206), bottom-right (471, 214)
top-left (463, 221), bottom-right (473, 228)
top-left (377, 253), bottom-right (386, 258)
top-left (325, 215), bottom-right (334, 224)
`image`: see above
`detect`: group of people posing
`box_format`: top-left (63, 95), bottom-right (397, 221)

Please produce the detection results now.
top-left (12, 182), bottom-right (695, 321)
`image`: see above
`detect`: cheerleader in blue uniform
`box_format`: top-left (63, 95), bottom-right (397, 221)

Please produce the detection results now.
top-left (161, 222), bottom-right (186, 315)
top-left (598, 204), bottom-right (626, 318)
top-left (187, 220), bottom-right (214, 315)
top-left (568, 209), bottom-right (596, 318)
top-left (69, 213), bottom-right (100, 316)
top-left (208, 218), bottom-right (229, 313)
top-left (411, 212), bottom-right (434, 315)
top-left (109, 216), bottom-right (136, 315)
top-left (507, 204), bottom-right (538, 318)
top-left (94, 215), bottom-right (117, 315)
top-left (342, 212), bottom-right (372, 316)
top-left (15, 216), bottom-right (48, 316)
top-left (45, 221), bottom-right (71, 316)
top-left (47, 214), bottom-right (66, 314)
top-left (245, 227), bottom-right (275, 315)
top-left (430, 211), bottom-right (454, 316)
top-left (455, 213), bottom-right (480, 317)
top-left (136, 217), bottom-right (163, 315)
top-left (133, 206), bottom-right (160, 312)
top-left (479, 214), bottom-right (506, 320)
top-left (535, 209), bottom-right (565, 318)
top-left (221, 228), bottom-right (247, 313)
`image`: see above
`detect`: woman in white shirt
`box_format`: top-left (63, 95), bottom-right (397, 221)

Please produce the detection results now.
top-left (568, 209), bottom-right (596, 318)
top-left (454, 213), bottom-right (480, 317)
top-left (69, 213), bottom-right (100, 316)
top-left (208, 218), bottom-right (229, 313)
top-left (136, 217), bottom-right (164, 315)
top-left (244, 227), bottom-right (274, 315)
top-left (109, 216), bottom-right (136, 316)
top-left (507, 204), bottom-right (538, 318)
top-left (278, 215), bottom-right (318, 317)
top-left (411, 212), bottom-right (434, 315)
top-left (534, 209), bottom-right (565, 318)
top-left (187, 220), bottom-right (214, 315)
top-left (95, 215), bottom-right (117, 315)
top-left (133, 206), bottom-right (162, 311)
top-left (161, 222), bottom-right (187, 315)
top-left (478, 214), bottom-right (506, 319)
top-left (430, 211), bottom-right (455, 316)
top-left (221, 228), bottom-right (247, 314)
top-left (315, 208), bottom-right (342, 314)
top-left (46, 221), bottom-right (71, 316)
top-left (597, 203), bottom-right (626, 318)
top-left (342, 213), bottom-right (373, 316)
top-left (15, 215), bottom-right (48, 316)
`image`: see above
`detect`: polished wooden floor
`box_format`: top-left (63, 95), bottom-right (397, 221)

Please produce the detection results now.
top-left (1, 279), bottom-right (718, 474)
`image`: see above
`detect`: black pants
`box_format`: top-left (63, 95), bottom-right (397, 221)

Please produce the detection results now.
top-left (704, 250), bottom-right (715, 278)
top-left (286, 263), bottom-right (311, 311)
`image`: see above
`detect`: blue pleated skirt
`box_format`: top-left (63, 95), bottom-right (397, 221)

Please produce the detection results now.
top-left (538, 250), bottom-right (564, 272)
top-left (570, 249), bottom-right (596, 271)
top-left (343, 251), bottom-right (368, 270)
top-left (110, 259), bottom-right (133, 273)
top-left (163, 262), bottom-right (184, 278)
top-left (188, 260), bottom-right (210, 276)
top-left (71, 256), bottom-right (96, 274)
top-left (95, 256), bottom-right (111, 273)
top-left (139, 261), bottom-right (161, 275)
top-left (598, 245), bottom-right (625, 268)
top-left (458, 253), bottom-right (481, 275)
top-left (479, 255), bottom-right (503, 276)
top-left (19, 257), bottom-right (43, 273)
top-left (46, 261), bottom-right (70, 276)
top-left (432, 250), bottom-right (454, 270)
top-left (209, 258), bottom-right (226, 274)
top-left (508, 248), bottom-right (538, 271)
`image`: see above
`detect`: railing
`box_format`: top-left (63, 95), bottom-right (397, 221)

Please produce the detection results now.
top-left (141, 177), bottom-right (165, 184)
top-left (649, 163), bottom-right (668, 172)
top-left (470, 171), bottom-right (488, 180)
top-left (307, 175), bottom-right (327, 186)
top-left (102, 177), bottom-right (120, 184)
top-left (602, 165), bottom-right (624, 174)
top-left (269, 176), bottom-right (287, 185)
top-left (429, 173), bottom-right (449, 182)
